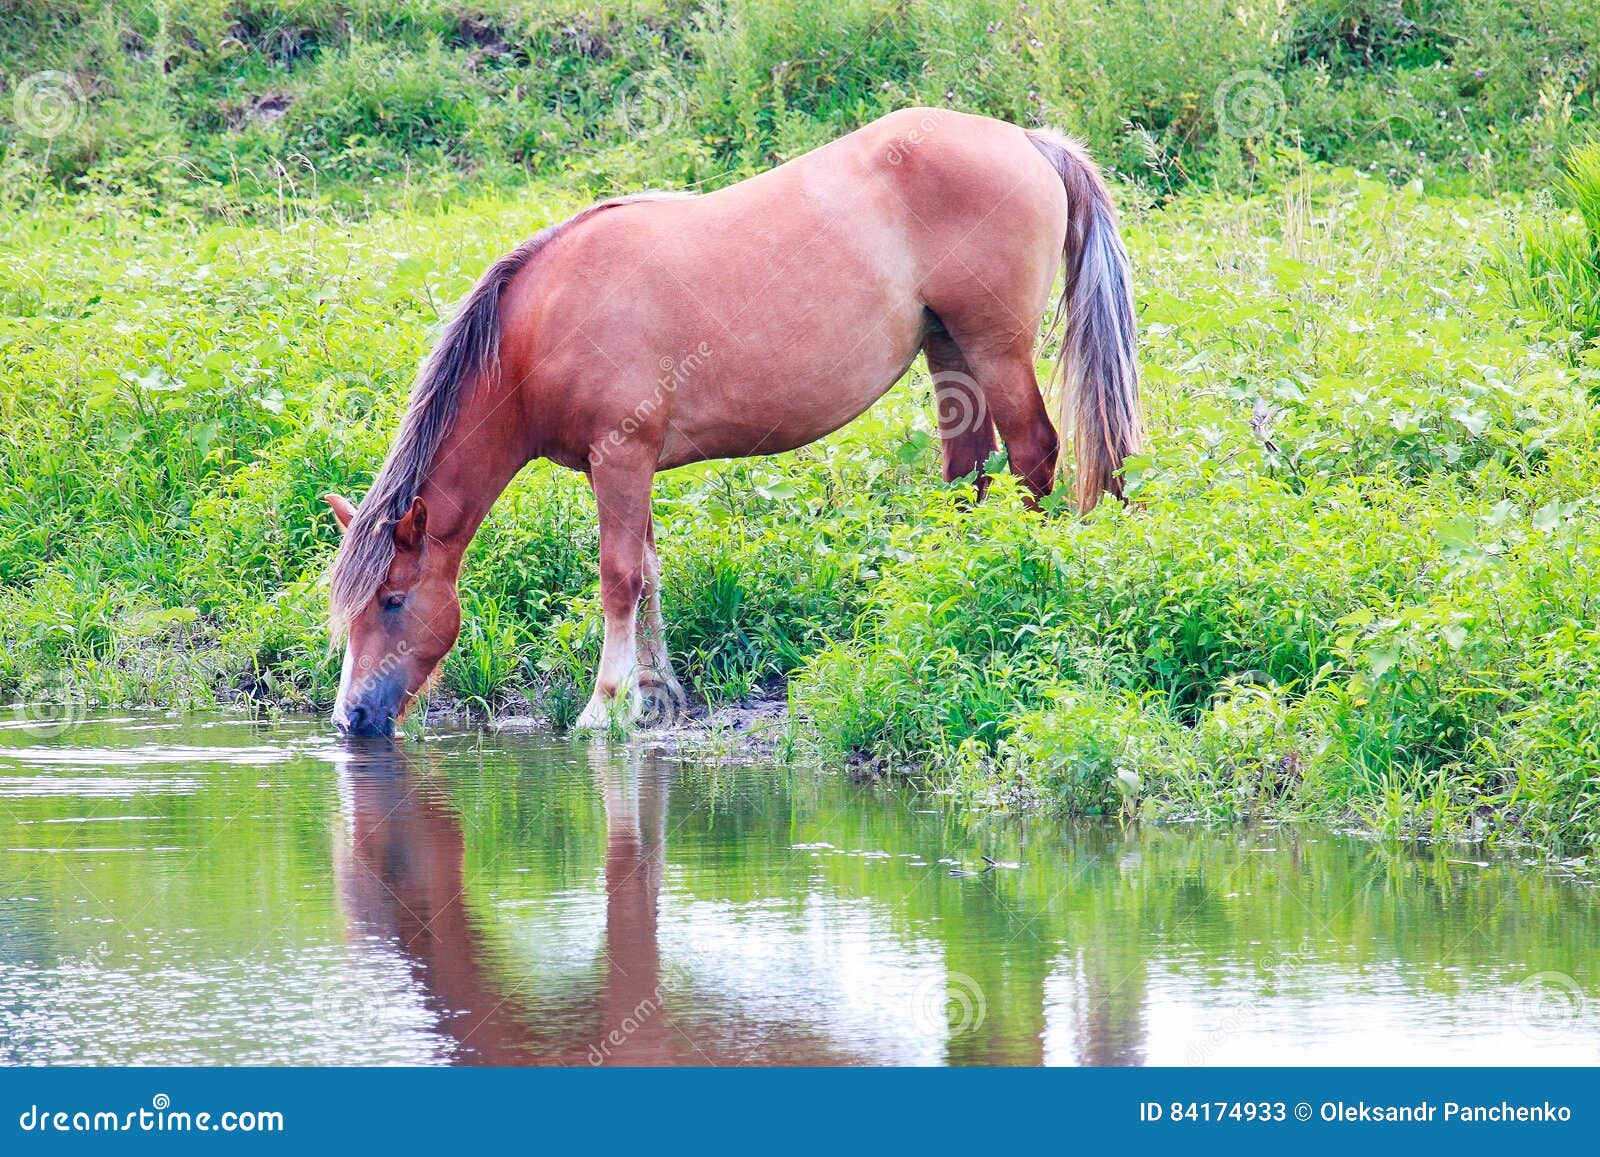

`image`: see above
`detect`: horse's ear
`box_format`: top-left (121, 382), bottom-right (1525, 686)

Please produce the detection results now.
top-left (393, 497), bottom-right (428, 552)
top-left (324, 494), bottom-right (357, 532)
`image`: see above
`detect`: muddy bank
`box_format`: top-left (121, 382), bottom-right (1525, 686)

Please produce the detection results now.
top-left (455, 681), bottom-right (793, 759)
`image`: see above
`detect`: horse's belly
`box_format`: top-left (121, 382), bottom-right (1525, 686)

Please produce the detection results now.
top-left (658, 297), bottom-right (925, 466)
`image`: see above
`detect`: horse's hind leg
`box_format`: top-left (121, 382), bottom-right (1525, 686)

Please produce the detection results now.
top-left (577, 458), bottom-right (654, 729)
top-left (924, 328), bottom-right (998, 494)
top-left (636, 520), bottom-right (685, 712)
top-left (960, 337), bottom-right (1059, 499)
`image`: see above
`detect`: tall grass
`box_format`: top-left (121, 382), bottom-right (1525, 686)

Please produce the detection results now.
top-left (1, 0), bottom-right (1595, 204)
top-left (1499, 141), bottom-right (1600, 352)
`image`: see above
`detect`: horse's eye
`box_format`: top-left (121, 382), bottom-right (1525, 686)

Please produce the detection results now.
top-left (382, 593), bottom-right (407, 610)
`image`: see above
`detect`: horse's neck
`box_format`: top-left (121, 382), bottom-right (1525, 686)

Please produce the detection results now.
top-left (416, 386), bottom-right (532, 572)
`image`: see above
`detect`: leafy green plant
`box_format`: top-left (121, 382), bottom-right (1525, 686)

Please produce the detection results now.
top-left (444, 593), bottom-right (530, 715)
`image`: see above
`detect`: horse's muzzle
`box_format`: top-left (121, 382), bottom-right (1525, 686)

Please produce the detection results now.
top-left (333, 674), bottom-right (404, 737)
top-left (334, 702), bottom-right (396, 737)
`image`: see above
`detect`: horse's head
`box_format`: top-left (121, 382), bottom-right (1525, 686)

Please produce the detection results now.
top-left (325, 493), bottom-right (461, 737)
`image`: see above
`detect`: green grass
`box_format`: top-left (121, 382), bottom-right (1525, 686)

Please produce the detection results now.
top-left (787, 170), bottom-right (1600, 853)
top-left (1, 0), bottom-right (1596, 204)
top-left (1498, 141), bottom-right (1600, 352)
top-left (3, 2), bottom-right (1600, 855)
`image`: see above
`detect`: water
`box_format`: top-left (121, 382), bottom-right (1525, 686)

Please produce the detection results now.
top-left (1, 712), bottom-right (1596, 1066)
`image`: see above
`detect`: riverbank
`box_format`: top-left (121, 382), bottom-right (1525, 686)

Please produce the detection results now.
top-left (5, 3), bottom-right (1600, 857)
top-left (5, 164), bottom-right (1600, 857)
top-left (381, 681), bottom-right (1600, 872)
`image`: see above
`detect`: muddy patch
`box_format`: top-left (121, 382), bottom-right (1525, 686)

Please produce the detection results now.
top-left (484, 681), bottom-right (790, 759)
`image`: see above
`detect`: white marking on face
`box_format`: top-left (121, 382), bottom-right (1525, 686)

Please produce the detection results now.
top-left (332, 644), bottom-right (357, 730)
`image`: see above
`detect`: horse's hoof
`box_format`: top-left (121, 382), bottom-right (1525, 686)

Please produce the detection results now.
top-left (637, 671), bottom-right (689, 725)
top-left (575, 698), bottom-right (614, 730)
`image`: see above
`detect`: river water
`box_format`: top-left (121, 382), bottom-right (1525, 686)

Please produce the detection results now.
top-left (0, 712), bottom-right (1595, 1066)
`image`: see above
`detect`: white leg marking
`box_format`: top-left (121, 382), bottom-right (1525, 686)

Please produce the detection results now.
top-left (577, 607), bottom-right (640, 729)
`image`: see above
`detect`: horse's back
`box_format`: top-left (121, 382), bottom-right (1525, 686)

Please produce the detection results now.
top-left (502, 110), bottom-right (1070, 468)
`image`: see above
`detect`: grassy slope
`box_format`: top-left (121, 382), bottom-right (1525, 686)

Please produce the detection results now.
top-left (2, 0), bottom-right (1597, 198)
top-left (3, 1), bottom-right (1600, 852)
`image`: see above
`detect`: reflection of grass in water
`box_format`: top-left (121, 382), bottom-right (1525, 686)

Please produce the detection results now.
top-left (455, 739), bottom-right (1600, 1062)
top-left (3, 721), bottom-right (1598, 1062)
top-left (450, 739), bottom-right (1600, 988)
top-left (0, 719), bottom-right (346, 955)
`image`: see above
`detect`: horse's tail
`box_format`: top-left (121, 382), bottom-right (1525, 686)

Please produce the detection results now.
top-left (1026, 129), bottom-right (1143, 512)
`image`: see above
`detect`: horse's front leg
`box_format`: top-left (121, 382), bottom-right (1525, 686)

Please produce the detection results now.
top-left (576, 459), bottom-right (654, 730)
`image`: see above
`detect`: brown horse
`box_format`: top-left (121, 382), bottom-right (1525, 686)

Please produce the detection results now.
top-left (324, 108), bottom-right (1142, 736)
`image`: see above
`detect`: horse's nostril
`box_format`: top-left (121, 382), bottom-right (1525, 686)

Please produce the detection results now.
top-left (344, 704), bottom-right (368, 732)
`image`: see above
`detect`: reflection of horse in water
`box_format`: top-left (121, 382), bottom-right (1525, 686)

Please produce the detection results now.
top-left (334, 741), bottom-right (682, 1063)
top-left (331, 743), bottom-right (875, 1064)
top-left (330, 741), bottom-right (1146, 1066)
top-left (332, 745), bottom-right (550, 1064)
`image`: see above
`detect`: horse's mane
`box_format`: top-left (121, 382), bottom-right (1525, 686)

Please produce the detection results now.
top-left (327, 193), bottom-right (677, 637)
